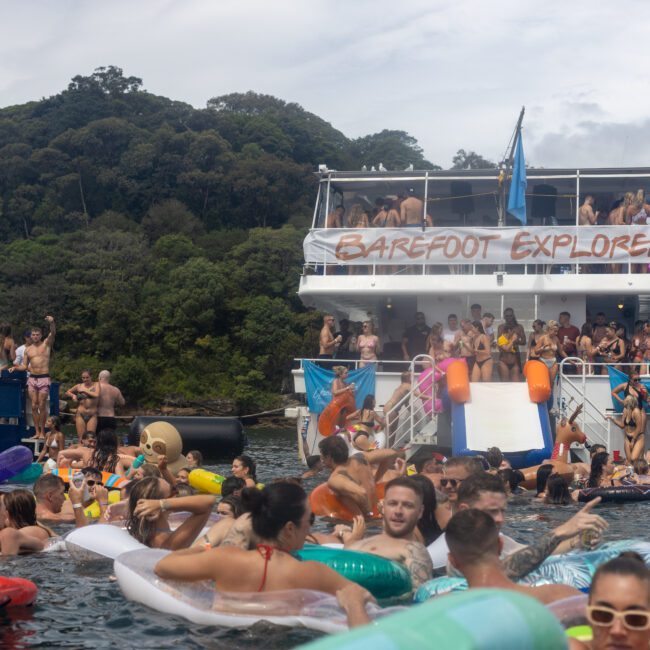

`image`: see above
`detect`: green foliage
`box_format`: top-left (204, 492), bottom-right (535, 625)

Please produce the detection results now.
top-left (452, 149), bottom-right (497, 170)
top-left (0, 66), bottom-right (444, 412)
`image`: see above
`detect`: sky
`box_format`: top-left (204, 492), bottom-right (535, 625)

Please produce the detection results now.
top-left (2, 0), bottom-right (650, 169)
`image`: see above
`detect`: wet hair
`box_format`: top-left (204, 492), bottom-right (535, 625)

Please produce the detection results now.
top-left (234, 455), bottom-right (257, 482)
top-left (499, 468), bottom-right (524, 493)
top-left (589, 451), bottom-right (610, 488)
top-left (241, 482), bottom-right (307, 540)
top-left (319, 436), bottom-right (349, 464)
top-left (589, 443), bottom-right (607, 458)
top-left (457, 472), bottom-right (506, 506)
top-left (536, 464), bottom-right (554, 496)
top-left (409, 474), bottom-right (442, 545)
top-left (126, 477), bottom-right (166, 545)
top-left (306, 455), bottom-right (322, 470)
top-left (219, 495), bottom-right (243, 518)
top-left (633, 458), bottom-right (649, 475)
top-left (33, 474), bottom-right (65, 499)
top-left (486, 447), bottom-right (503, 470)
top-left (186, 450), bottom-right (203, 466)
top-left (590, 552), bottom-right (650, 603)
top-left (544, 474), bottom-right (572, 505)
top-left (447, 509), bottom-right (499, 566)
top-left (362, 394), bottom-right (376, 410)
top-left (90, 429), bottom-right (120, 474)
top-left (4, 489), bottom-right (38, 528)
top-left (138, 464), bottom-right (162, 479)
top-left (221, 475), bottom-right (246, 498)
top-left (47, 415), bottom-right (61, 431)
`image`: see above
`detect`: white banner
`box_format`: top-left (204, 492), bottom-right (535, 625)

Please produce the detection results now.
top-left (304, 226), bottom-right (650, 265)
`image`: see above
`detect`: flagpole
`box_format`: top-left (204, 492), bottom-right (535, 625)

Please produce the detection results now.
top-left (498, 106), bottom-right (525, 228)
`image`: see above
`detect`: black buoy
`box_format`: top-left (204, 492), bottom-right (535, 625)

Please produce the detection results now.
top-left (129, 416), bottom-right (245, 458)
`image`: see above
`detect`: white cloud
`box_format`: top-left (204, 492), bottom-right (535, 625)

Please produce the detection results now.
top-left (1, 0), bottom-right (650, 168)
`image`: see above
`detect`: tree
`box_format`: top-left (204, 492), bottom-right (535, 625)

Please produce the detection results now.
top-left (348, 130), bottom-right (439, 170)
top-left (452, 149), bottom-right (497, 170)
top-left (142, 199), bottom-right (205, 241)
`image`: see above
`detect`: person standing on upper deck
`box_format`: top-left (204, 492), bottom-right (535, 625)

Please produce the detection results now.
top-left (558, 311), bottom-right (581, 374)
top-left (579, 195), bottom-right (599, 225)
top-left (318, 315), bottom-right (342, 368)
top-left (400, 188), bottom-right (432, 227)
top-left (9, 316), bottom-right (56, 439)
top-left (402, 312), bottom-right (431, 361)
top-left (326, 205), bottom-right (344, 228)
top-left (357, 321), bottom-right (379, 368)
top-left (591, 312), bottom-right (609, 375)
top-left (443, 314), bottom-right (461, 347)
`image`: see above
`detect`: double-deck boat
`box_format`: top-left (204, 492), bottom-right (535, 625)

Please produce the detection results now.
top-left (290, 165), bottom-right (650, 465)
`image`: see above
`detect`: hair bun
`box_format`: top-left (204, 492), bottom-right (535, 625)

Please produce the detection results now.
top-left (240, 486), bottom-right (264, 514)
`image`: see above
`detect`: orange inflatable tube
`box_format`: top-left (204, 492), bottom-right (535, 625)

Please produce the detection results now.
top-left (318, 392), bottom-right (356, 437)
top-left (446, 359), bottom-right (470, 403)
top-left (523, 360), bottom-right (551, 403)
top-left (309, 482), bottom-right (384, 521)
top-left (52, 467), bottom-right (127, 489)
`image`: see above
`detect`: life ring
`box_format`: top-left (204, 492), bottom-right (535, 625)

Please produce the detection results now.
top-left (0, 576), bottom-right (38, 607)
top-left (295, 544), bottom-right (411, 600)
top-left (309, 482), bottom-right (384, 521)
top-left (415, 539), bottom-right (650, 601)
top-left (0, 446), bottom-right (32, 483)
top-left (578, 484), bottom-right (650, 503)
top-left (114, 548), bottom-right (400, 633)
top-left (53, 467), bottom-right (127, 489)
top-left (188, 469), bottom-right (226, 495)
top-left (318, 392), bottom-right (356, 437)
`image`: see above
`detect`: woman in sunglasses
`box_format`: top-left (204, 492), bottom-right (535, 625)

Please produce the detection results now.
top-left (579, 552), bottom-right (650, 650)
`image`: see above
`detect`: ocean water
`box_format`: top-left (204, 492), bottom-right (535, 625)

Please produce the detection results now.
top-left (0, 427), bottom-right (647, 649)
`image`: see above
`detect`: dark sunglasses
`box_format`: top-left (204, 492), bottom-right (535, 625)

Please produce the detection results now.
top-left (587, 605), bottom-right (650, 630)
top-left (440, 478), bottom-right (463, 488)
top-left (85, 480), bottom-right (102, 487)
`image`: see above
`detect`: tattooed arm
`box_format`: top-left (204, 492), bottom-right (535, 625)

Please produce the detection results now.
top-left (502, 532), bottom-right (562, 581)
top-left (220, 513), bottom-right (255, 550)
top-left (404, 541), bottom-right (433, 589)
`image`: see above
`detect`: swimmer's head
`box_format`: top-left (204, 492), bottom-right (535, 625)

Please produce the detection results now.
top-left (319, 436), bottom-right (349, 469)
top-left (3, 489), bottom-right (38, 529)
top-left (176, 468), bottom-right (191, 485)
top-left (232, 455), bottom-right (256, 482)
top-left (382, 477), bottom-right (424, 539)
top-left (186, 450), bottom-right (203, 468)
top-left (447, 509), bottom-right (501, 573)
top-left (457, 472), bottom-right (507, 530)
top-left (33, 474), bottom-right (66, 514)
top-left (126, 477), bottom-right (171, 546)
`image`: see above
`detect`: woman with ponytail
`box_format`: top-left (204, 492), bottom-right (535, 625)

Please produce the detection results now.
top-left (155, 482), bottom-right (374, 627)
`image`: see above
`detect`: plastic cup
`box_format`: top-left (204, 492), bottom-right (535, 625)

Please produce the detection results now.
top-left (613, 450), bottom-right (621, 461)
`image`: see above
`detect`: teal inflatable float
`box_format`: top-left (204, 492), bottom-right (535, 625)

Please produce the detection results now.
top-left (416, 539), bottom-right (650, 601)
top-left (295, 545), bottom-right (412, 600)
top-left (298, 588), bottom-right (567, 650)
top-left (10, 463), bottom-right (43, 484)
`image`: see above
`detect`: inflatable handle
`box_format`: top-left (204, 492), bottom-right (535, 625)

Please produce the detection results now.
top-left (523, 360), bottom-right (552, 403)
top-left (446, 359), bottom-right (470, 404)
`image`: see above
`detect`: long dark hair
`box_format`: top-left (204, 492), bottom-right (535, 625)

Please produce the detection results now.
top-left (241, 482), bottom-right (307, 541)
top-left (3, 489), bottom-right (38, 528)
top-left (589, 452), bottom-right (610, 488)
top-left (535, 464), bottom-right (554, 496)
top-left (126, 477), bottom-right (165, 546)
top-left (235, 454), bottom-right (257, 482)
top-left (410, 474), bottom-right (442, 545)
top-left (90, 429), bottom-right (120, 474)
top-left (544, 474), bottom-right (571, 505)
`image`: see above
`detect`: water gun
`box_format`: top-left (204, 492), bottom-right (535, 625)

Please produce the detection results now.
top-left (125, 454), bottom-right (145, 477)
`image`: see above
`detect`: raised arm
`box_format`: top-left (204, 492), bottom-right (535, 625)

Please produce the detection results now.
top-left (44, 315), bottom-right (56, 348)
top-left (611, 382), bottom-right (626, 405)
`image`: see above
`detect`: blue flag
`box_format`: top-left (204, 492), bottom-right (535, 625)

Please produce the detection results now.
top-left (507, 131), bottom-right (527, 224)
top-left (303, 361), bottom-right (376, 414)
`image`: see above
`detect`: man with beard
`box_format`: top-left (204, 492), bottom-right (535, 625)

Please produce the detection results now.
top-left (344, 476), bottom-right (433, 590)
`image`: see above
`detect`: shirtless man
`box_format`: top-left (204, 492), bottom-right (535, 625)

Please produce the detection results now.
top-left (319, 314), bottom-right (342, 367)
top-left (33, 474), bottom-right (75, 523)
top-left (97, 370), bottom-right (125, 431)
top-left (326, 205), bottom-right (344, 228)
top-left (344, 477), bottom-right (433, 590)
top-left (10, 316), bottom-right (55, 439)
top-left (579, 195), bottom-right (599, 225)
top-left (319, 436), bottom-right (376, 517)
top-left (446, 509), bottom-right (581, 604)
top-left (400, 189), bottom-right (432, 227)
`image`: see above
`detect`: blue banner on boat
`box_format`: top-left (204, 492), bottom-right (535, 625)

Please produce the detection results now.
top-left (608, 366), bottom-right (650, 413)
top-left (303, 361), bottom-right (376, 414)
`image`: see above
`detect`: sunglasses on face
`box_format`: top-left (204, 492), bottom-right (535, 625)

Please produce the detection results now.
top-left (587, 605), bottom-right (650, 630)
top-left (85, 480), bottom-right (102, 487)
top-left (440, 478), bottom-right (464, 488)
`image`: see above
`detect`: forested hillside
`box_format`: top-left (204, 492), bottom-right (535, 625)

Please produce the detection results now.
top-left (0, 66), bottom-right (442, 412)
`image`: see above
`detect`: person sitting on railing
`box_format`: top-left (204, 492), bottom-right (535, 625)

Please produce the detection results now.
top-left (595, 322), bottom-right (625, 370)
top-left (607, 395), bottom-right (645, 463)
top-left (533, 320), bottom-right (561, 385)
top-left (576, 322), bottom-right (595, 374)
top-left (356, 321), bottom-right (379, 367)
top-left (498, 324), bottom-right (521, 382)
top-left (471, 321), bottom-right (493, 382)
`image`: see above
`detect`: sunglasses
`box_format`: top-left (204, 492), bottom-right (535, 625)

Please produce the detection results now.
top-left (85, 480), bottom-right (102, 487)
top-left (440, 478), bottom-right (464, 488)
top-left (587, 605), bottom-right (650, 630)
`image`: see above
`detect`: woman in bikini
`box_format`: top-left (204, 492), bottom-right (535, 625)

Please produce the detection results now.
top-left (471, 321), bottom-right (493, 382)
top-left (576, 322), bottom-right (595, 374)
top-left (65, 369), bottom-right (100, 443)
top-left (498, 324), bottom-right (521, 382)
top-left (458, 319), bottom-right (476, 374)
top-left (0, 489), bottom-right (54, 555)
top-left (595, 322), bottom-right (625, 372)
top-left (356, 321), bottom-right (379, 367)
top-left (347, 204), bottom-right (369, 276)
top-left (612, 370), bottom-right (648, 436)
top-left (425, 323), bottom-right (443, 358)
top-left (35, 415), bottom-right (65, 472)
top-left (608, 395), bottom-right (645, 463)
top-left (534, 320), bottom-right (561, 385)
top-left (154, 482), bottom-right (373, 628)
top-left (527, 319), bottom-right (545, 361)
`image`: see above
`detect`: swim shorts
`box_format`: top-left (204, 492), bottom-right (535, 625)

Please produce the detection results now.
top-left (27, 374), bottom-right (51, 394)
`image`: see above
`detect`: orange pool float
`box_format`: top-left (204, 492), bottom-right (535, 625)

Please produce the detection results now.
top-left (309, 481), bottom-right (384, 521)
top-left (523, 360), bottom-right (551, 403)
top-left (52, 467), bottom-right (127, 489)
top-left (318, 392), bottom-right (356, 437)
top-left (446, 360), bottom-right (470, 403)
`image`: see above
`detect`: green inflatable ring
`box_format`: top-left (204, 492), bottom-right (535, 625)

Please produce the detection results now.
top-left (294, 545), bottom-right (412, 600)
top-left (298, 588), bottom-right (568, 650)
top-left (9, 463), bottom-right (43, 484)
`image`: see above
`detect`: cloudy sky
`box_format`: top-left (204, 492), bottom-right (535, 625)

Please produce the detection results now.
top-left (2, 0), bottom-right (650, 168)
